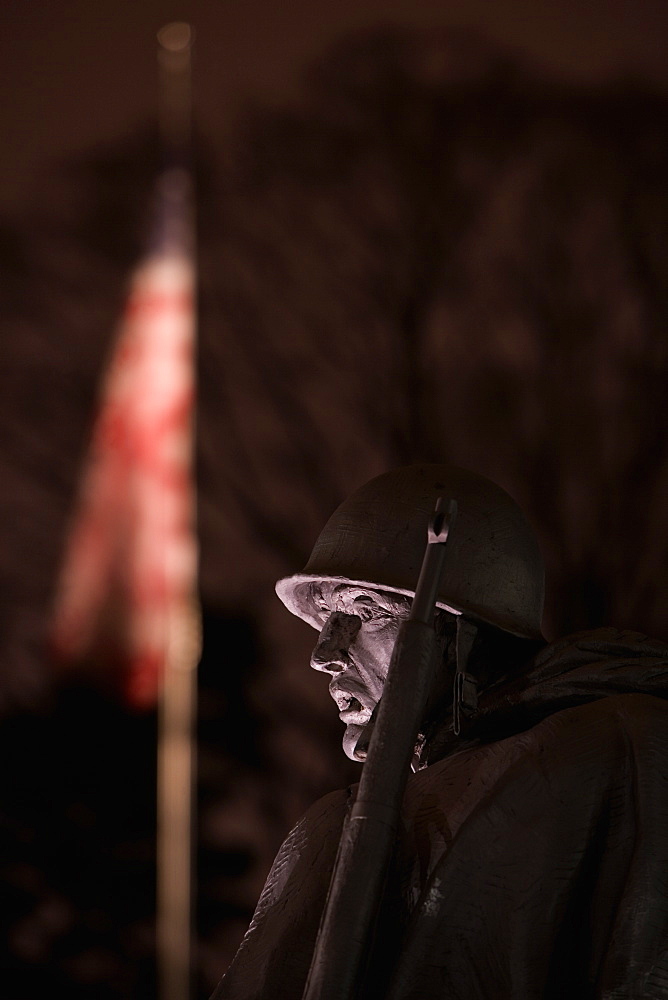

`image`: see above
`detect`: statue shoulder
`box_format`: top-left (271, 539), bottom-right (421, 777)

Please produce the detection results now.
top-left (211, 784), bottom-right (356, 1000)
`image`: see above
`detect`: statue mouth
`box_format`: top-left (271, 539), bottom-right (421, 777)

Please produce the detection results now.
top-left (339, 697), bottom-right (370, 725)
top-left (330, 679), bottom-right (373, 725)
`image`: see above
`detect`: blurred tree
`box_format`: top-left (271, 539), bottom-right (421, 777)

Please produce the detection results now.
top-left (1, 27), bottom-right (667, 999)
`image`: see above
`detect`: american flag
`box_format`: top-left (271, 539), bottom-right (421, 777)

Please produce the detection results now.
top-left (50, 168), bottom-right (197, 707)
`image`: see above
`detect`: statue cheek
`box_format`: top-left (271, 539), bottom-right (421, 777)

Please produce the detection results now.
top-left (364, 664), bottom-right (389, 705)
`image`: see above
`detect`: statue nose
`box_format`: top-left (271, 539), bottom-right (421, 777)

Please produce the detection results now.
top-left (310, 648), bottom-right (346, 673)
top-left (310, 611), bottom-right (361, 674)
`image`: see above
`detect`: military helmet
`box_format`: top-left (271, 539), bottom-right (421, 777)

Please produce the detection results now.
top-left (276, 464), bottom-right (545, 639)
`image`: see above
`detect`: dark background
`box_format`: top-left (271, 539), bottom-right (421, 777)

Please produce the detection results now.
top-left (1, 2), bottom-right (668, 997)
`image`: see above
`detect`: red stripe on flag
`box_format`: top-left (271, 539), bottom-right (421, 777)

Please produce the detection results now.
top-left (123, 291), bottom-right (193, 320)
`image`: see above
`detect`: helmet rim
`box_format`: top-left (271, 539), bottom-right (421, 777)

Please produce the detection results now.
top-left (275, 572), bottom-right (544, 640)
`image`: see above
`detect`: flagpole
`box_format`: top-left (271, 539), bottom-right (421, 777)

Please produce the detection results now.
top-left (155, 23), bottom-right (199, 1000)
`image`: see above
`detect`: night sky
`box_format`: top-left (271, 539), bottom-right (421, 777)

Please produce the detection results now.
top-left (1, 0), bottom-right (667, 215)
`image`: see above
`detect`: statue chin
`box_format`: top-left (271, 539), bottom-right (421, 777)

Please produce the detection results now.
top-left (342, 723), bottom-right (365, 762)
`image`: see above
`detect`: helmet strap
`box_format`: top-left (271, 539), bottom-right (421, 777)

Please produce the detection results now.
top-left (453, 617), bottom-right (478, 736)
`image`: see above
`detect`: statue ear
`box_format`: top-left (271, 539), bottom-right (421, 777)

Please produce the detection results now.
top-left (453, 617), bottom-right (478, 735)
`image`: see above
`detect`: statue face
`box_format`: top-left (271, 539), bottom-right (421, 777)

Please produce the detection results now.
top-left (309, 584), bottom-right (407, 760)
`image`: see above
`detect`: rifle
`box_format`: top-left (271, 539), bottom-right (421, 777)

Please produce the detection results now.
top-left (302, 497), bottom-right (457, 1000)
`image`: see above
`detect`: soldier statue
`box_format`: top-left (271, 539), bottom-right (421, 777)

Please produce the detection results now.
top-left (212, 464), bottom-right (668, 999)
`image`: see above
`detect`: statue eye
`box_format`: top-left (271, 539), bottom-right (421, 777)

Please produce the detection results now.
top-left (353, 596), bottom-right (383, 621)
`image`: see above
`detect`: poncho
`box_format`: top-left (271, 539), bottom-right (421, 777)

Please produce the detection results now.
top-left (212, 629), bottom-right (668, 999)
